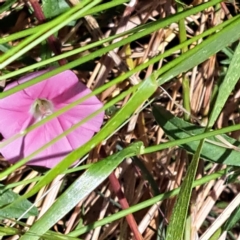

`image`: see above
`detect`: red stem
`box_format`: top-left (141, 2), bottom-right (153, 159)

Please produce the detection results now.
top-left (28, 0), bottom-right (67, 66)
top-left (109, 172), bottom-right (143, 240)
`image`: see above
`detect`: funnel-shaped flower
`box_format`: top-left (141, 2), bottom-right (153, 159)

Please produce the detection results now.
top-left (0, 70), bottom-right (104, 168)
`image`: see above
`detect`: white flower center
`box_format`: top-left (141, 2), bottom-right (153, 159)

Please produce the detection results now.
top-left (30, 98), bottom-right (54, 120)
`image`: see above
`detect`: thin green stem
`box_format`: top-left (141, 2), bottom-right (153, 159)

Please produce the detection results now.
top-left (142, 123), bottom-right (240, 155)
top-left (0, 0), bottom-right (100, 67)
top-left (0, 16), bottom-right (237, 168)
top-left (0, 0), bottom-right (223, 69)
top-left (0, 0), bottom-right (18, 14)
top-left (0, 0), bottom-right (128, 45)
top-left (1, 13), bottom-right (236, 97)
top-left (0, 83), bottom-right (139, 179)
top-left (68, 167), bottom-right (231, 236)
top-left (3, 163), bottom-right (93, 190)
top-left (0, 24), bottom-right (47, 45)
top-left (177, 1), bottom-right (191, 121)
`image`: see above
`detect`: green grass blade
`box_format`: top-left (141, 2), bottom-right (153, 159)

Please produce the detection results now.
top-left (0, 82), bottom-right (139, 179)
top-left (2, 12), bottom-right (236, 83)
top-left (20, 142), bottom-right (144, 239)
top-left (0, 185), bottom-right (38, 219)
top-left (166, 141), bottom-right (204, 240)
top-left (0, 0), bottom-right (17, 14)
top-left (42, 0), bottom-right (70, 18)
top-left (0, 0), bottom-right (128, 45)
top-left (152, 105), bottom-right (240, 166)
top-left (68, 168), bottom-right (230, 236)
top-left (21, 73), bottom-right (158, 199)
top-left (0, 0), bottom-right (226, 97)
top-left (223, 204), bottom-right (240, 232)
top-left (0, 0), bottom-right (223, 70)
top-left (208, 42), bottom-right (240, 127)
top-left (0, 0), bottom-right (100, 67)
top-left (157, 15), bottom-right (240, 85)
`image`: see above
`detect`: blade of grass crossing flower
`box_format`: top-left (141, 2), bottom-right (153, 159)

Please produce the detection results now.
top-left (4, 12), bottom-right (240, 207)
top-left (20, 142), bottom-right (144, 240)
top-left (166, 140), bottom-right (204, 240)
top-left (208, 42), bottom-right (240, 127)
top-left (21, 73), bottom-right (158, 199)
top-left (0, 15), bottom-right (235, 167)
top-left (0, 82), bottom-right (139, 179)
top-left (2, 0), bottom-right (238, 231)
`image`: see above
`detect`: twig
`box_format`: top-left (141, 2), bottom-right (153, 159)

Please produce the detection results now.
top-left (109, 172), bottom-right (143, 240)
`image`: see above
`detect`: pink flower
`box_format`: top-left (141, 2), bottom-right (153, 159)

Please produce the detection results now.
top-left (0, 69), bottom-right (104, 168)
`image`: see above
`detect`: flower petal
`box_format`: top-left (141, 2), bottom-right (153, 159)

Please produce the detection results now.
top-left (18, 70), bottom-right (82, 100)
top-left (1, 117), bottom-right (98, 168)
top-left (0, 111), bottom-right (33, 139)
top-left (56, 103), bottom-right (104, 132)
top-left (14, 70), bottom-right (49, 99)
top-left (0, 69), bottom-right (104, 168)
top-left (52, 79), bottom-right (93, 105)
top-left (0, 70), bottom-right (51, 138)
top-left (0, 90), bottom-right (33, 113)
